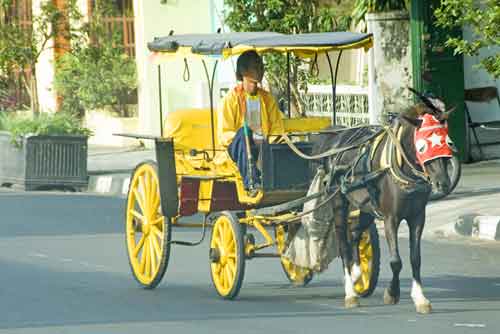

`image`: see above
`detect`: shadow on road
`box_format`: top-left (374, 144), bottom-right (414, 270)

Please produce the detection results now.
top-left (1, 256), bottom-right (499, 330)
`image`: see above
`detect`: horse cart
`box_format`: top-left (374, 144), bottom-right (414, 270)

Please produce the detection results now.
top-left (120, 31), bottom-right (381, 300)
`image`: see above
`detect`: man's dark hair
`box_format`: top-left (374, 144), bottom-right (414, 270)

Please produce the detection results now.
top-left (236, 50), bottom-right (264, 82)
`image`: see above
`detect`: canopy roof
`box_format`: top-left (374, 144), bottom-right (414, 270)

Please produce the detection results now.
top-left (148, 31), bottom-right (373, 60)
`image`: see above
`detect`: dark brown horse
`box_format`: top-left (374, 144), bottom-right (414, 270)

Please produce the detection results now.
top-left (315, 93), bottom-right (454, 314)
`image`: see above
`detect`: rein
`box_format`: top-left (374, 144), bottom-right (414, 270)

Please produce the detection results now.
top-left (282, 125), bottom-right (384, 160)
top-left (383, 126), bottom-right (428, 183)
top-left (282, 123), bottom-right (428, 184)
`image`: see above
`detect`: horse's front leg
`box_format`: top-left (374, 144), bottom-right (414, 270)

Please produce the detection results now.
top-left (383, 215), bottom-right (402, 305)
top-left (409, 212), bottom-right (432, 314)
top-left (334, 198), bottom-right (359, 308)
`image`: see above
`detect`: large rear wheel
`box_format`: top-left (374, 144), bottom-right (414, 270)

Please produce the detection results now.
top-left (126, 161), bottom-right (171, 289)
top-left (209, 212), bottom-right (246, 299)
top-left (275, 224), bottom-right (314, 286)
top-left (353, 223), bottom-right (380, 297)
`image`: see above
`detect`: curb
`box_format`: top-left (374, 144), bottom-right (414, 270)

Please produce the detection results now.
top-left (455, 214), bottom-right (500, 241)
top-left (87, 172), bottom-right (131, 197)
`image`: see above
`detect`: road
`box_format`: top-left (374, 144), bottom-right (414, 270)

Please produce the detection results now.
top-left (1, 191), bottom-right (500, 333)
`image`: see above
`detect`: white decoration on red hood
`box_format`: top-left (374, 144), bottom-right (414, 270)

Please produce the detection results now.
top-left (428, 133), bottom-right (443, 147)
top-left (414, 114), bottom-right (452, 165)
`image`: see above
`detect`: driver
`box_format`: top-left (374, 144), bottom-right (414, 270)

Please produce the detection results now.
top-left (218, 50), bottom-right (285, 194)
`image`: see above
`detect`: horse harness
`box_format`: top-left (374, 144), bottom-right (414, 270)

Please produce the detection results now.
top-left (283, 122), bottom-right (431, 220)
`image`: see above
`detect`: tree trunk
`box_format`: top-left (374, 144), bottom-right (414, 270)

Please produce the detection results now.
top-left (23, 68), bottom-right (40, 115)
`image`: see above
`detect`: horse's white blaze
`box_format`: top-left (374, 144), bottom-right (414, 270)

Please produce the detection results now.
top-left (351, 263), bottom-right (361, 283)
top-left (344, 268), bottom-right (358, 298)
top-left (411, 280), bottom-right (429, 305)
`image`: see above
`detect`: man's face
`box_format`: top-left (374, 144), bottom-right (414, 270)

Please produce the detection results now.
top-left (242, 75), bottom-right (259, 96)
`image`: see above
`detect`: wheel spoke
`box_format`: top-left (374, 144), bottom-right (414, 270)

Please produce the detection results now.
top-left (132, 188), bottom-right (146, 216)
top-left (138, 176), bottom-right (149, 216)
top-left (224, 265), bottom-right (232, 286)
top-left (149, 237), bottom-right (157, 273)
top-left (213, 236), bottom-right (222, 250)
top-left (151, 232), bottom-right (162, 258)
top-left (224, 224), bottom-right (232, 244)
top-left (150, 179), bottom-right (159, 212)
top-left (151, 193), bottom-right (160, 215)
top-left (227, 259), bottom-right (235, 277)
top-left (151, 225), bottom-right (164, 240)
top-left (130, 209), bottom-right (146, 222)
top-left (144, 242), bottom-right (151, 277)
top-left (133, 234), bottom-right (146, 258)
top-left (151, 215), bottom-right (164, 226)
top-left (139, 245), bottom-right (147, 274)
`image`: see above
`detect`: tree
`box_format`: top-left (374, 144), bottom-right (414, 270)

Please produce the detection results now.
top-left (434, 0), bottom-right (500, 78)
top-left (0, 0), bottom-right (81, 114)
top-left (223, 0), bottom-right (352, 117)
top-left (54, 4), bottom-right (137, 117)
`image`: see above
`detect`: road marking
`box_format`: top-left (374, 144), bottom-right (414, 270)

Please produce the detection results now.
top-left (28, 252), bottom-right (48, 258)
top-left (60, 258), bottom-right (73, 263)
top-left (96, 176), bottom-right (112, 193)
top-left (122, 177), bottom-right (131, 195)
top-left (454, 323), bottom-right (486, 328)
top-left (408, 319), bottom-right (417, 322)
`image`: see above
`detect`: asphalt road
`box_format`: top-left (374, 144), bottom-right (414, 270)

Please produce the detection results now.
top-left (1, 191), bottom-right (500, 334)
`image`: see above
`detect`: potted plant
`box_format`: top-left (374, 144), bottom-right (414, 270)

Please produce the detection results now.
top-left (0, 111), bottom-right (91, 191)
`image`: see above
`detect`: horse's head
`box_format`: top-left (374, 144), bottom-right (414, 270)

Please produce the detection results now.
top-left (400, 88), bottom-right (457, 193)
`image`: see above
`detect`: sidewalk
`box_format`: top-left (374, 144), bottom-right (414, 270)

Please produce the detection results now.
top-left (87, 144), bottom-right (500, 241)
top-left (87, 144), bottom-right (154, 196)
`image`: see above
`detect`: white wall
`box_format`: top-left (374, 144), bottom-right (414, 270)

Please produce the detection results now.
top-left (133, 0), bottom-right (216, 137)
top-left (463, 26), bottom-right (500, 123)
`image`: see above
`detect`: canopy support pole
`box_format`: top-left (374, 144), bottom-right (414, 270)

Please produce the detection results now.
top-left (157, 65), bottom-right (164, 136)
top-left (286, 52), bottom-right (291, 118)
top-left (326, 50), bottom-right (343, 126)
top-left (202, 59), bottom-right (219, 160)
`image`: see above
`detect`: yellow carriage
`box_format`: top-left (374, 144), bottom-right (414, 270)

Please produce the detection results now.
top-left (122, 31), bottom-right (380, 299)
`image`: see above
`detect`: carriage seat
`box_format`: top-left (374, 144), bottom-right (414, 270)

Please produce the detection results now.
top-left (163, 108), bottom-right (331, 151)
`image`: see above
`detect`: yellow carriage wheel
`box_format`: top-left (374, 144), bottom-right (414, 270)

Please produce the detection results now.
top-left (354, 223), bottom-right (380, 297)
top-left (126, 161), bottom-right (171, 289)
top-left (209, 212), bottom-right (246, 299)
top-left (274, 224), bottom-right (313, 286)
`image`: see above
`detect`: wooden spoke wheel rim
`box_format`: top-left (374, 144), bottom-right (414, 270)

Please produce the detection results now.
top-left (209, 212), bottom-right (245, 299)
top-left (275, 225), bottom-right (313, 286)
top-left (354, 224), bottom-right (380, 297)
top-left (126, 161), bottom-right (170, 289)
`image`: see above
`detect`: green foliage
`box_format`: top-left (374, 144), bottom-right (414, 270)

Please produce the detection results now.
top-left (352, 0), bottom-right (408, 26)
top-left (0, 0), bottom-right (82, 114)
top-left (223, 0), bottom-right (352, 116)
top-left (435, 0), bottom-right (500, 78)
top-left (54, 5), bottom-right (137, 117)
top-left (0, 111), bottom-right (92, 144)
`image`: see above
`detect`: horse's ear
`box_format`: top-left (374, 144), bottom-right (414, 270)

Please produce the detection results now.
top-left (439, 105), bottom-right (457, 121)
top-left (401, 115), bottom-right (423, 128)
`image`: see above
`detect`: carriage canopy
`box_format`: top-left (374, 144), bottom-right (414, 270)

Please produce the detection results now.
top-left (148, 31), bottom-right (373, 61)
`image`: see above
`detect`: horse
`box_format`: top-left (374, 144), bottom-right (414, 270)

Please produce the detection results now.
top-left (313, 90), bottom-right (454, 314)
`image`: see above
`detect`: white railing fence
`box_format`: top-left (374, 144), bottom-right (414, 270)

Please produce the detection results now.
top-left (301, 84), bottom-right (369, 127)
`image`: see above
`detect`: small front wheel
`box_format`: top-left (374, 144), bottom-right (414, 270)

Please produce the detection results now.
top-left (209, 212), bottom-right (245, 299)
top-left (126, 161), bottom-right (171, 289)
top-left (354, 223), bottom-right (380, 297)
top-left (274, 224), bottom-right (314, 286)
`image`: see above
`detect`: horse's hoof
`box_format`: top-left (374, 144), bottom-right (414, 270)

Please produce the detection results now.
top-left (383, 288), bottom-right (400, 305)
top-left (416, 302), bottom-right (432, 314)
top-left (345, 297), bottom-right (360, 309)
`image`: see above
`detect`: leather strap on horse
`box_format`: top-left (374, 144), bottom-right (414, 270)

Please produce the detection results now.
top-left (281, 127), bottom-right (384, 160)
top-left (383, 126), bottom-right (428, 181)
